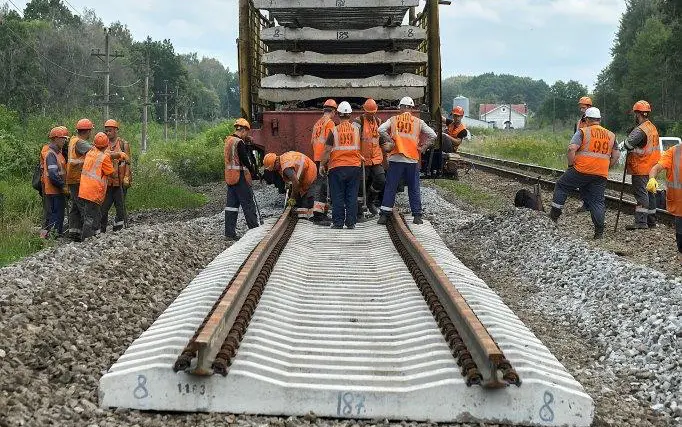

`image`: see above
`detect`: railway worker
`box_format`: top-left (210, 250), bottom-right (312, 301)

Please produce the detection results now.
top-left (647, 145), bottom-right (682, 262)
top-left (39, 126), bottom-right (69, 238)
top-left (549, 107), bottom-right (619, 239)
top-left (224, 118), bottom-right (260, 240)
top-left (354, 98), bottom-right (385, 217)
top-left (99, 119), bottom-right (132, 233)
top-left (319, 101), bottom-right (362, 229)
top-left (79, 132), bottom-right (128, 240)
top-left (65, 118), bottom-right (94, 241)
top-left (376, 96), bottom-right (437, 225)
top-left (575, 97), bottom-right (593, 213)
top-left (309, 99), bottom-right (337, 226)
top-left (623, 100), bottom-right (660, 230)
top-left (263, 151), bottom-right (318, 218)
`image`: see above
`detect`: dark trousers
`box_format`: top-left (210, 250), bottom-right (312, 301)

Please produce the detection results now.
top-left (632, 175), bottom-right (657, 226)
top-left (329, 166), bottom-right (361, 227)
top-left (81, 199), bottom-right (101, 240)
top-left (101, 186), bottom-right (126, 232)
top-left (44, 194), bottom-right (65, 235)
top-left (68, 184), bottom-right (85, 236)
top-left (311, 162), bottom-right (328, 217)
top-left (676, 217), bottom-right (682, 253)
top-left (551, 167), bottom-right (606, 232)
top-left (225, 178), bottom-right (259, 237)
top-left (381, 161), bottom-right (422, 216)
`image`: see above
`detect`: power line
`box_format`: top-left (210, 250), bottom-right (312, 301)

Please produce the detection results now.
top-left (61, 0), bottom-right (81, 17)
top-left (111, 79), bottom-right (141, 88)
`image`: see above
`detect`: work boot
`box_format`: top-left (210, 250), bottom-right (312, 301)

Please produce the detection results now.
top-left (225, 233), bottom-right (238, 241)
top-left (330, 224), bottom-right (343, 229)
top-left (593, 229), bottom-right (604, 240)
top-left (625, 223), bottom-right (648, 230)
top-left (377, 214), bottom-right (388, 225)
top-left (576, 204), bottom-right (588, 213)
top-left (413, 214), bottom-right (423, 225)
top-left (346, 224), bottom-right (355, 230)
top-left (367, 204), bottom-right (379, 216)
top-left (549, 207), bottom-right (561, 223)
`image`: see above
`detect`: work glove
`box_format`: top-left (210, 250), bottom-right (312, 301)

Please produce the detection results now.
top-left (287, 197), bottom-right (296, 208)
top-left (646, 177), bottom-right (658, 193)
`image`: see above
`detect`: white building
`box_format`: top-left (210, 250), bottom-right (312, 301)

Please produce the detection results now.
top-left (462, 116), bottom-right (492, 129)
top-left (479, 104), bottom-right (527, 129)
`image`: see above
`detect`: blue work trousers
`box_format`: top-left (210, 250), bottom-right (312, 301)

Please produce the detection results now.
top-left (551, 167), bottom-right (606, 232)
top-left (44, 194), bottom-right (65, 235)
top-left (328, 166), bottom-right (361, 227)
top-left (381, 161), bottom-right (422, 216)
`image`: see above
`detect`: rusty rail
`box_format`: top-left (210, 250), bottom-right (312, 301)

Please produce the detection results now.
top-left (387, 211), bottom-right (520, 388)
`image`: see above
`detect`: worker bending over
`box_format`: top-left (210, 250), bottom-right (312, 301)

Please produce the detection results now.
top-left (648, 145), bottom-right (682, 263)
top-left (79, 132), bottom-right (128, 240)
top-left (100, 120), bottom-right (132, 233)
top-left (624, 100), bottom-right (660, 230)
top-left (377, 96), bottom-right (437, 225)
top-left (40, 126), bottom-right (69, 238)
top-left (550, 107), bottom-right (619, 239)
top-left (65, 118), bottom-right (94, 240)
top-left (224, 118), bottom-right (260, 240)
top-left (309, 99), bottom-right (337, 226)
top-left (263, 151), bottom-right (317, 218)
top-left (354, 98), bottom-right (385, 217)
top-left (320, 101), bottom-right (362, 229)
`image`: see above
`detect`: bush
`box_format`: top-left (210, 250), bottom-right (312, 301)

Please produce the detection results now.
top-left (126, 161), bottom-right (206, 210)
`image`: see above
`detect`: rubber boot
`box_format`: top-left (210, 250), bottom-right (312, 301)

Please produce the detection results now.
top-left (549, 207), bottom-right (561, 223)
top-left (593, 228), bottom-right (604, 240)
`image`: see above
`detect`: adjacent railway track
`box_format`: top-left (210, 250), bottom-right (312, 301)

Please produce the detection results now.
top-left (460, 152), bottom-right (674, 226)
top-left (100, 208), bottom-right (594, 426)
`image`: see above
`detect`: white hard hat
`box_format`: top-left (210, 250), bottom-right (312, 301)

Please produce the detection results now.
top-left (399, 96), bottom-right (415, 107)
top-left (584, 107), bottom-right (601, 119)
top-left (337, 101), bottom-right (352, 114)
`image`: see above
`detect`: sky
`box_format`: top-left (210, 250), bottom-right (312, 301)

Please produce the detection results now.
top-left (12, 0), bottom-right (626, 89)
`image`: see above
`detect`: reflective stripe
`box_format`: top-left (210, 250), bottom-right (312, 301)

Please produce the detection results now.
top-left (225, 207), bottom-right (239, 212)
top-left (226, 165), bottom-right (247, 170)
top-left (68, 228), bottom-right (82, 233)
top-left (635, 206), bottom-right (649, 213)
top-left (551, 202), bottom-right (563, 209)
top-left (47, 165), bottom-right (59, 170)
top-left (380, 206), bottom-right (394, 212)
top-left (68, 159), bottom-right (84, 164)
top-left (331, 127), bottom-right (360, 151)
top-left (648, 209), bottom-right (657, 214)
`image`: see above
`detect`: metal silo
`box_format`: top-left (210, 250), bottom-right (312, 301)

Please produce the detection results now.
top-left (453, 95), bottom-right (470, 117)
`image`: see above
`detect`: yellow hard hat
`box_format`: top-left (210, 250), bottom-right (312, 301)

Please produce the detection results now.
top-left (234, 118), bottom-right (251, 130)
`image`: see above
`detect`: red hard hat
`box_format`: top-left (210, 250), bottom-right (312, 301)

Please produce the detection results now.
top-left (94, 132), bottom-right (109, 148)
top-left (363, 98), bottom-right (378, 113)
top-left (578, 96), bottom-right (593, 107)
top-left (632, 100), bottom-right (651, 113)
top-left (323, 99), bottom-right (337, 109)
top-left (76, 118), bottom-right (94, 130)
top-left (452, 106), bottom-right (465, 116)
top-left (49, 126), bottom-right (69, 139)
top-left (104, 119), bottom-right (119, 128)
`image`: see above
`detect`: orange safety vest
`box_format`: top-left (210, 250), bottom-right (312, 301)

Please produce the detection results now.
top-left (279, 151), bottom-right (317, 195)
top-left (79, 148), bottom-right (114, 204)
top-left (573, 125), bottom-right (616, 179)
top-left (388, 112), bottom-right (421, 161)
top-left (41, 145), bottom-right (66, 195)
top-left (106, 138), bottom-right (131, 187)
top-left (626, 120), bottom-right (660, 176)
top-left (311, 114), bottom-right (335, 162)
top-left (66, 136), bottom-right (87, 185)
top-left (359, 115), bottom-right (383, 166)
top-left (664, 145), bottom-right (682, 216)
top-left (447, 122), bottom-right (467, 139)
top-left (224, 135), bottom-right (252, 186)
top-left (329, 121), bottom-right (361, 170)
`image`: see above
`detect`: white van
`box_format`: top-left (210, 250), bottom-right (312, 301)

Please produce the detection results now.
top-left (660, 136), bottom-right (682, 152)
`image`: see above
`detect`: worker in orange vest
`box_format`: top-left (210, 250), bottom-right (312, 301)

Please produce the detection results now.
top-left (319, 101), bottom-right (362, 229)
top-left (353, 98), bottom-right (385, 217)
top-left (100, 119), bottom-right (132, 232)
top-left (623, 100), bottom-right (660, 230)
top-left (550, 108), bottom-right (620, 239)
top-left (377, 97), bottom-right (437, 225)
top-left (575, 96), bottom-right (592, 132)
top-left (225, 118), bottom-right (260, 239)
top-left (263, 151), bottom-right (318, 218)
top-left (64, 118), bottom-right (94, 240)
top-left (309, 99), bottom-right (337, 226)
top-left (79, 132), bottom-right (128, 240)
top-left (39, 126), bottom-right (69, 238)
top-left (446, 105), bottom-right (468, 150)
top-left (647, 145), bottom-right (682, 262)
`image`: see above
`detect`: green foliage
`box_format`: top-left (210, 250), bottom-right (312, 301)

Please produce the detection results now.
top-left (536, 80), bottom-right (589, 128)
top-left (125, 162), bottom-right (206, 211)
top-left (433, 179), bottom-right (502, 211)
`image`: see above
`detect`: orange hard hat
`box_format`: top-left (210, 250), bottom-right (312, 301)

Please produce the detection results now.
top-left (263, 153), bottom-right (277, 171)
top-left (104, 119), bottom-right (119, 128)
top-left (76, 118), bottom-right (94, 130)
top-left (578, 96), bottom-right (592, 106)
top-left (49, 126), bottom-right (69, 139)
top-left (323, 99), bottom-right (337, 109)
top-left (363, 98), bottom-right (378, 113)
top-left (632, 100), bottom-right (651, 113)
top-left (234, 118), bottom-right (251, 130)
top-left (452, 106), bottom-right (465, 116)
top-left (94, 132), bottom-right (109, 148)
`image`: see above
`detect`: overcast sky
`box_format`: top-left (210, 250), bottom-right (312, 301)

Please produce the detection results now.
top-left (13, 0), bottom-right (625, 89)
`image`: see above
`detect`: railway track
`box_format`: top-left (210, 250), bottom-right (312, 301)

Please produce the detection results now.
top-left (99, 208), bottom-right (594, 426)
top-left (460, 152), bottom-right (674, 226)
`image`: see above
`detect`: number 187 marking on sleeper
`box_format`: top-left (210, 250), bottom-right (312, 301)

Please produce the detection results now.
top-left (336, 391), bottom-right (367, 416)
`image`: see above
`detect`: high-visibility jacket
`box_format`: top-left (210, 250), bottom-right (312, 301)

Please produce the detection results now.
top-left (447, 122), bottom-right (467, 139)
top-left (574, 125), bottom-right (616, 179)
top-left (626, 120), bottom-right (660, 176)
top-left (359, 114), bottom-right (383, 166)
top-left (106, 138), bottom-right (131, 187)
top-left (279, 151), bottom-right (317, 195)
top-left (311, 114), bottom-right (335, 162)
top-left (41, 145), bottom-right (66, 195)
top-left (329, 121), bottom-right (361, 170)
top-left (224, 135), bottom-right (252, 186)
top-left (661, 145), bottom-right (682, 216)
top-left (66, 136), bottom-right (87, 184)
top-left (79, 148), bottom-right (115, 204)
top-left (388, 112), bottom-right (421, 161)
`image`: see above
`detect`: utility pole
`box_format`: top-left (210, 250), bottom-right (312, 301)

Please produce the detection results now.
top-left (92, 28), bottom-right (124, 120)
top-left (174, 84), bottom-right (179, 140)
top-left (142, 55), bottom-right (150, 152)
top-left (160, 80), bottom-right (171, 142)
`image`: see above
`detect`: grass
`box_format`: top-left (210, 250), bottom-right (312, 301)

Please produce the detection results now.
top-left (433, 179), bottom-right (503, 211)
top-left (126, 165), bottom-right (207, 211)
